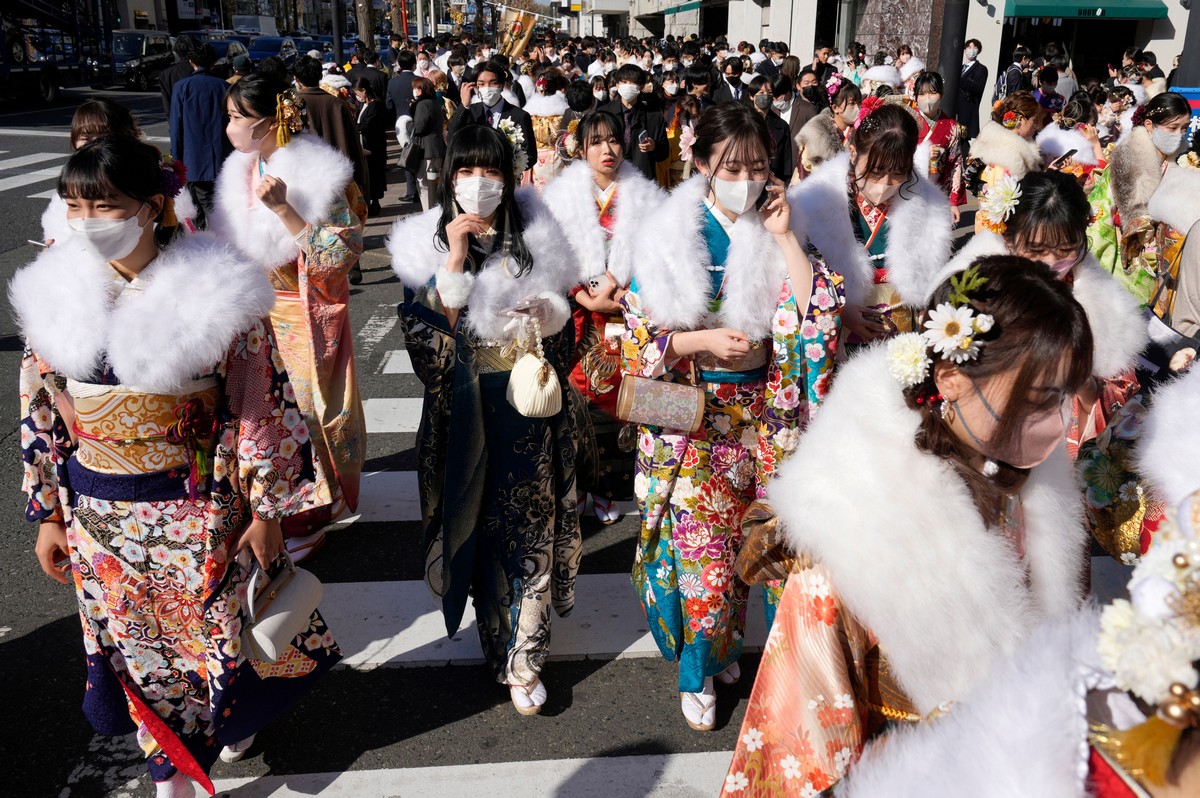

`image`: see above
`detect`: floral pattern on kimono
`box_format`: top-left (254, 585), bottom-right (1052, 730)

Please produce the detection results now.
top-left (917, 114), bottom-right (967, 207)
top-left (20, 320), bottom-right (341, 793)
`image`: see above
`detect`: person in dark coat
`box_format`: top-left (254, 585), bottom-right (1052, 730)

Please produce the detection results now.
top-left (169, 43), bottom-right (232, 228)
top-left (598, 64), bottom-right (667, 181)
top-left (386, 49), bottom-right (418, 201)
top-left (957, 38), bottom-right (989, 140)
top-left (293, 56), bottom-right (367, 195)
top-left (712, 56), bottom-right (752, 105)
top-left (346, 47), bottom-right (389, 112)
top-left (748, 74), bottom-right (794, 182)
top-left (409, 76), bottom-right (446, 211)
top-left (159, 35), bottom-right (199, 117)
top-left (447, 61), bottom-right (537, 175)
top-left (353, 77), bottom-right (388, 216)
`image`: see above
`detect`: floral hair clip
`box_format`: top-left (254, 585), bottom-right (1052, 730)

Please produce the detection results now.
top-left (977, 173), bottom-right (1022, 235)
top-left (556, 118), bottom-right (581, 160)
top-left (854, 96), bottom-right (886, 131)
top-left (825, 72), bottom-right (847, 102)
top-left (1178, 152), bottom-right (1200, 171)
top-left (160, 155), bottom-right (187, 199)
top-left (498, 118), bottom-right (530, 178)
top-left (1002, 111), bottom-right (1020, 130)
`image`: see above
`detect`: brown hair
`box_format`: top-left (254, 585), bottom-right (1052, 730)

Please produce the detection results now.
top-left (70, 99), bottom-right (140, 150)
top-left (850, 102), bottom-right (918, 179)
top-left (906, 255), bottom-right (1093, 523)
top-left (411, 76), bottom-right (435, 97)
top-left (991, 90), bottom-right (1040, 125)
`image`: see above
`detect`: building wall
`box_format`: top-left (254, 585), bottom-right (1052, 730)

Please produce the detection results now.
top-left (1139, 3), bottom-right (1190, 82)
top-left (852, 0), bottom-right (938, 66)
top-left (769, 0), bottom-right (818, 58)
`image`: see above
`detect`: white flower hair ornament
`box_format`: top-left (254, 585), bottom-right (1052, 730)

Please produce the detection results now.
top-left (978, 172), bottom-right (1022, 235)
top-left (498, 118), bottom-right (530, 178)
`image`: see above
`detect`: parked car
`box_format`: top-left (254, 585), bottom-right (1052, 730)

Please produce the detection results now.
top-left (112, 29), bottom-right (173, 91)
top-left (247, 36), bottom-right (297, 67)
top-left (207, 39), bottom-right (249, 79)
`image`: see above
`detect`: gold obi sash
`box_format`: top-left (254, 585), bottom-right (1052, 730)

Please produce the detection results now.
top-left (69, 379), bottom-right (220, 480)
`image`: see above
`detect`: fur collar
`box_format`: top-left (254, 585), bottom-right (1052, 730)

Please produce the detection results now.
top-left (798, 110), bottom-right (843, 168)
top-left (386, 190), bottom-right (575, 340)
top-left (9, 233), bottom-right (274, 391)
top-left (1110, 126), bottom-right (1165, 232)
top-left (940, 233), bottom-right (1147, 380)
top-left (1148, 164), bottom-right (1200, 234)
top-left (970, 122), bottom-right (1043, 179)
top-left (540, 159), bottom-right (665, 286)
top-left (522, 91), bottom-right (568, 117)
top-left (862, 65), bottom-right (902, 87)
top-left (788, 152), bottom-right (952, 307)
top-left (1037, 124), bottom-right (1099, 166)
top-left (768, 347), bottom-right (1087, 715)
top-left (1137, 367), bottom-right (1200, 509)
top-left (209, 134), bottom-right (354, 270)
top-left (627, 174), bottom-right (786, 340)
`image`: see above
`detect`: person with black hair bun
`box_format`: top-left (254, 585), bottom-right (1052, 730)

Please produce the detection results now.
top-left (209, 72), bottom-right (367, 561)
top-left (388, 124), bottom-right (579, 718)
top-left (789, 100), bottom-right (953, 343)
top-left (14, 135), bottom-right (342, 798)
top-left (912, 70), bottom-right (967, 225)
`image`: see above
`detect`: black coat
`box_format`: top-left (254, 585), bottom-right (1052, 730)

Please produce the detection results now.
top-left (765, 110), bottom-right (795, 183)
top-left (712, 77), bottom-right (752, 106)
top-left (598, 99), bottom-right (668, 181)
top-left (347, 64), bottom-right (389, 109)
top-left (159, 60), bottom-right (195, 117)
top-left (386, 70), bottom-right (415, 120)
top-left (447, 101), bottom-right (537, 170)
top-left (411, 96), bottom-right (447, 164)
top-left (957, 60), bottom-right (989, 140)
top-left (357, 100), bottom-right (388, 200)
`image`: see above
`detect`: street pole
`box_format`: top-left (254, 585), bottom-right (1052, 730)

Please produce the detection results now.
top-left (936, 0), bottom-right (969, 118)
top-left (1175, 1), bottom-right (1199, 86)
top-left (332, 0), bottom-right (344, 64)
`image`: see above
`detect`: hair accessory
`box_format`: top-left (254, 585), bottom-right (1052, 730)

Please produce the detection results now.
top-left (497, 117), bottom-right (530, 178)
top-left (854, 95), bottom-right (886, 130)
top-left (1002, 110), bottom-right (1020, 130)
top-left (886, 333), bottom-right (932, 388)
top-left (1177, 152), bottom-right (1200, 171)
top-left (275, 90), bottom-right (305, 147)
top-left (825, 72), bottom-right (847, 103)
top-left (159, 156), bottom-right (187, 199)
top-left (556, 118), bottom-right (581, 160)
top-left (678, 121), bottom-right (697, 163)
top-left (920, 266), bottom-right (994, 365)
top-left (977, 173), bottom-right (1022, 235)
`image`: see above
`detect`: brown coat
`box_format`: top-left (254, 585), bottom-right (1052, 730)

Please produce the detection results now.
top-left (299, 87), bottom-right (367, 192)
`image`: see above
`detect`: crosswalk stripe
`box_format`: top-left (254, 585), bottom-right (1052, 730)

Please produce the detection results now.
top-left (362, 397), bottom-right (423, 433)
top-left (326, 470), bottom-right (421, 525)
top-left (26, 188), bottom-right (56, 200)
top-left (0, 152), bottom-right (66, 170)
top-left (0, 128), bottom-right (169, 143)
top-left (213, 751), bottom-right (736, 796)
top-left (0, 166), bottom-right (61, 193)
top-left (380, 348), bottom-right (413, 374)
top-left (357, 303), bottom-right (399, 364)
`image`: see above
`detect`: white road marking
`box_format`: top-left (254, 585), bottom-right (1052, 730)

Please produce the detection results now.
top-left (380, 348), bottom-right (413, 374)
top-left (362, 398), bottom-right (423, 434)
top-left (0, 152), bottom-right (66, 170)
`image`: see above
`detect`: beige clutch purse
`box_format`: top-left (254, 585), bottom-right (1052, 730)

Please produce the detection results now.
top-left (615, 364), bottom-right (705, 433)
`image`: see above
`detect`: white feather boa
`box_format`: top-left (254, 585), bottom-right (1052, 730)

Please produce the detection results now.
top-left (540, 159), bottom-right (665, 286)
top-left (787, 152), bottom-right (953, 307)
top-left (522, 91), bottom-right (569, 118)
top-left (386, 190), bottom-right (575, 341)
top-left (9, 232), bottom-right (274, 391)
top-left (1137, 366), bottom-right (1200, 509)
top-left (209, 134), bottom-right (354, 270)
top-left (1036, 124), bottom-right (1100, 166)
top-left (970, 122), bottom-right (1043, 180)
top-left (626, 174), bottom-right (786, 341)
top-left (1148, 163), bottom-right (1200, 234)
top-left (768, 347), bottom-right (1088, 715)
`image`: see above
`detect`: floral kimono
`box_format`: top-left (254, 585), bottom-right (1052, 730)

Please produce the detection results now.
top-left (721, 347), bottom-right (1088, 796)
top-left (524, 92), bottom-right (569, 190)
top-left (12, 234), bottom-right (341, 793)
top-left (210, 133), bottom-right (367, 534)
top-left (916, 112), bottom-right (967, 210)
top-left (621, 174), bottom-right (840, 692)
top-left (387, 192), bottom-right (582, 688)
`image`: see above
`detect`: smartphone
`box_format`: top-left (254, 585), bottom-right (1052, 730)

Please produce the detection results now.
top-left (27, 239), bottom-right (48, 248)
top-left (755, 184), bottom-right (771, 211)
top-left (1049, 148), bottom-right (1078, 169)
top-left (637, 130), bottom-right (651, 146)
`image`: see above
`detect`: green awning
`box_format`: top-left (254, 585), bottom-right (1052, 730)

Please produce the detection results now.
top-left (1004, 0), bottom-right (1168, 19)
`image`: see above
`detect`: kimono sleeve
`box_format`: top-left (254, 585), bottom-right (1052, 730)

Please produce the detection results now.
top-left (219, 319), bottom-right (322, 521)
top-left (19, 348), bottom-right (71, 523)
top-left (619, 287), bottom-right (687, 380)
top-left (299, 185), bottom-right (365, 285)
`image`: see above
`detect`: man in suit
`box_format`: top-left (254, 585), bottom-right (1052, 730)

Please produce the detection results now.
top-left (599, 64), bottom-right (667, 181)
top-left (294, 56), bottom-right (367, 193)
top-left (712, 56), bottom-right (752, 105)
top-left (448, 61), bottom-right (537, 177)
top-left (160, 35), bottom-right (199, 117)
top-left (958, 38), bottom-right (989, 140)
top-left (346, 46), bottom-right (388, 105)
top-left (386, 49), bottom-right (418, 202)
top-left (169, 43), bottom-right (231, 229)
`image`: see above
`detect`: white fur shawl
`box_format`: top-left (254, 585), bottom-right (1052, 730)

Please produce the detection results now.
top-left (40, 194), bottom-right (70, 245)
top-left (1109, 126), bottom-right (1164, 233)
top-left (1136, 366), bottom-right (1200, 509)
top-left (522, 91), bottom-right (568, 118)
top-left (540, 159), bottom-right (665, 286)
top-left (862, 65), bottom-right (902, 88)
top-left (768, 347), bottom-right (1088, 715)
top-left (970, 122), bottom-right (1043, 180)
top-left (1036, 124), bottom-right (1100, 166)
top-left (209, 134), bottom-right (354, 270)
top-left (798, 110), bottom-right (843, 169)
top-left (939, 232), bottom-right (1147, 380)
top-left (788, 152), bottom-right (952, 307)
top-left (9, 232), bottom-right (274, 392)
top-left (1148, 164), bottom-right (1200, 234)
top-left (627, 174), bottom-right (786, 340)
top-left (837, 608), bottom-right (1101, 798)
top-left (386, 190), bottom-right (575, 340)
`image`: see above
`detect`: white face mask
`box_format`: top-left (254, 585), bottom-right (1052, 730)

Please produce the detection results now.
top-left (602, 62), bottom-right (616, 74)
top-left (617, 83), bottom-right (641, 101)
top-left (859, 179), bottom-right (901, 207)
top-left (682, 58), bottom-right (694, 68)
top-left (965, 47), bottom-right (979, 62)
top-left (416, 61), bottom-right (430, 73)
top-left (709, 176), bottom-right (767, 216)
top-left (477, 86), bottom-right (502, 107)
top-left (663, 83), bottom-right (679, 96)
top-left (772, 97), bottom-right (792, 113)
top-left (841, 104), bottom-right (860, 124)
top-left (1150, 127), bottom-right (1186, 157)
top-left (454, 176), bottom-right (505, 216)
top-left (917, 97), bottom-right (941, 118)
top-left (67, 204), bottom-right (149, 262)
top-left (773, 56), bottom-right (784, 67)
top-left (593, 90), bottom-right (607, 102)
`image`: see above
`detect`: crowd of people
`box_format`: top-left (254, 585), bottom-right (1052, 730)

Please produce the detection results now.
top-left (16, 23), bottom-right (1200, 798)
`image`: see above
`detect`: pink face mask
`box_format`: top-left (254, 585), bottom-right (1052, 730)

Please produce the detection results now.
top-left (1046, 257), bottom-right (1076, 278)
top-left (227, 117), bottom-right (269, 154)
top-left (954, 380), bottom-right (1065, 470)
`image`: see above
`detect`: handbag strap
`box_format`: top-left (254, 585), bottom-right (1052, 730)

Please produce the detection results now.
top-left (245, 551), bottom-right (297, 623)
top-left (1150, 225), bottom-right (1191, 325)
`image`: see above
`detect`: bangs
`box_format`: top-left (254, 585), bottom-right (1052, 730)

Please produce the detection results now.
top-left (862, 131), bottom-right (915, 177)
top-left (1012, 216), bottom-right (1086, 252)
top-left (713, 128), bottom-right (768, 170)
top-left (447, 126), bottom-right (512, 175)
top-left (57, 154), bottom-right (118, 200)
top-left (580, 113), bottom-right (623, 150)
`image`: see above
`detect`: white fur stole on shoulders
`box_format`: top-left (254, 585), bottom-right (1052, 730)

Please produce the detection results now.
top-left (1137, 366), bottom-right (1200, 509)
top-left (209, 134), bottom-right (353, 270)
top-left (522, 91), bottom-right (569, 118)
top-left (970, 122), bottom-right (1043, 180)
top-left (10, 233), bottom-right (274, 392)
top-left (1037, 124), bottom-right (1099, 166)
top-left (1148, 164), bottom-right (1200, 234)
top-left (788, 152), bottom-right (952, 307)
top-left (541, 159), bottom-right (664, 286)
top-left (768, 347), bottom-right (1087, 714)
top-left (628, 174), bottom-right (785, 340)
top-left (40, 193), bottom-right (71, 245)
top-left (386, 191), bottom-right (575, 340)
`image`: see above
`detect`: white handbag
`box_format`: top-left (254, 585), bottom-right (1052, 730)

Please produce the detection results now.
top-left (240, 552), bottom-right (323, 663)
top-left (505, 314), bottom-right (562, 418)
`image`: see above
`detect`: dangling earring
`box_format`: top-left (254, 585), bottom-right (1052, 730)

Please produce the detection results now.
top-left (940, 399), bottom-right (955, 425)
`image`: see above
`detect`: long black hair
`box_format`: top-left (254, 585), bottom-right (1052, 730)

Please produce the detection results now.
top-left (1003, 170), bottom-right (1091, 255)
top-left (226, 71), bottom-right (290, 118)
top-left (435, 124), bottom-right (533, 276)
top-left (58, 135), bottom-right (176, 246)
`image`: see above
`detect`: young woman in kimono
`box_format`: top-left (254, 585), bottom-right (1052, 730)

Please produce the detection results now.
top-left (911, 71), bottom-right (968, 226)
top-left (388, 124), bottom-right (581, 716)
top-left (523, 70), bottom-right (569, 189)
top-left (622, 102), bottom-right (843, 732)
top-left (541, 110), bottom-right (665, 524)
top-left (788, 100), bottom-right (953, 345)
top-left (721, 257), bottom-right (1094, 796)
top-left (209, 72), bottom-right (367, 560)
top-left (18, 136), bottom-right (341, 798)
